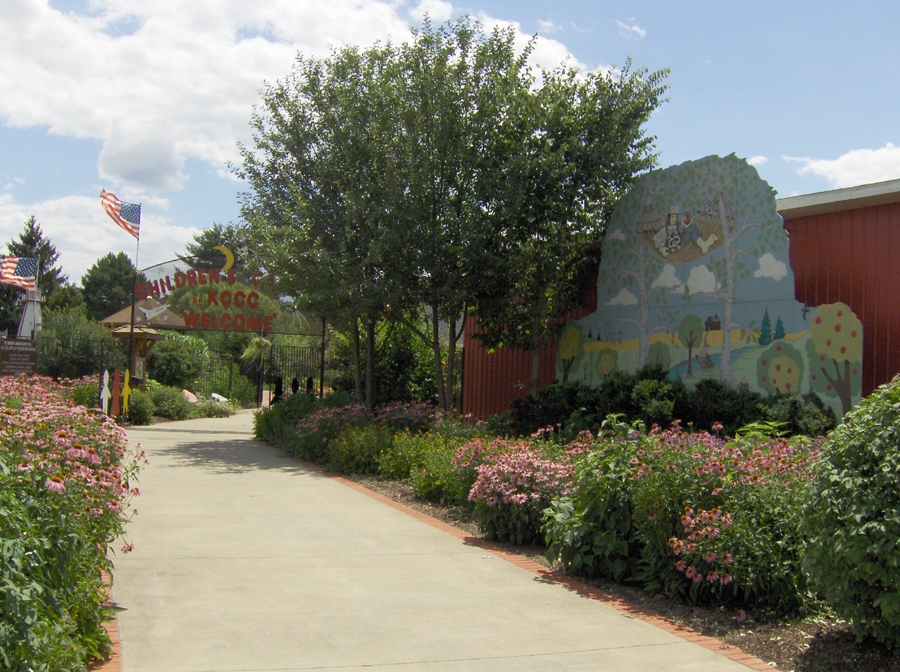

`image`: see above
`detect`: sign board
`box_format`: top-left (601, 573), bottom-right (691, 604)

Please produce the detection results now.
top-left (0, 338), bottom-right (37, 376)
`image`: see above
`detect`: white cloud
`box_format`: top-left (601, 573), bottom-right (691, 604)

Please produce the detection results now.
top-left (0, 192), bottom-right (201, 283)
top-left (616, 19), bottom-right (646, 39)
top-left (754, 252), bottom-right (788, 281)
top-left (537, 19), bottom-right (560, 34)
top-left (684, 264), bottom-right (717, 294)
top-left (606, 288), bottom-right (637, 306)
top-left (651, 263), bottom-right (683, 291)
top-left (409, 0), bottom-right (453, 23)
top-left (1, 1), bottom-right (593, 195)
top-left (747, 156), bottom-right (768, 166)
top-left (477, 13), bottom-right (588, 73)
top-left (606, 228), bottom-right (626, 241)
top-left (0, 0), bottom-right (414, 193)
top-left (785, 143), bottom-right (900, 189)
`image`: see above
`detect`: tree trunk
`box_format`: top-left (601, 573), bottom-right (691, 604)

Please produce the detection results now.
top-left (431, 304), bottom-right (448, 410)
top-left (365, 313), bottom-right (376, 412)
top-left (352, 318), bottom-right (363, 404)
top-left (446, 315), bottom-right (459, 411)
top-left (529, 302), bottom-right (545, 396)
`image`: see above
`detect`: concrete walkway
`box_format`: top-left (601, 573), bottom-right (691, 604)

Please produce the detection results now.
top-left (113, 411), bottom-right (766, 671)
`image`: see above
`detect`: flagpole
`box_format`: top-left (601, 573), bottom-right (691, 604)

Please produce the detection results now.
top-left (129, 238), bottom-right (140, 379)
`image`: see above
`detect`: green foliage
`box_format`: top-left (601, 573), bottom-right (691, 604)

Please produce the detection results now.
top-left (509, 382), bottom-right (606, 436)
top-left (121, 389), bottom-right (154, 425)
top-left (148, 332), bottom-right (210, 390)
top-left (190, 397), bottom-right (235, 419)
top-left (36, 307), bottom-right (126, 379)
top-left (253, 392), bottom-right (318, 444)
top-left (761, 393), bottom-right (836, 437)
top-left (543, 416), bottom-right (820, 617)
top-left (802, 381), bottom-right (900, 645)
top-left (684, 379), bottom-right (763, 436)
top-left (332, 321), bottom-right (437, 405)
top-left (327, 425), bottom-right (394, 475)
top-left (43, 283), bottom-right (85, 313)
top-left (0, 376), bottom-right (141, 669)
top-left (408, 447), bottom-right (473, 507)
top-left (0, 216), bottom-right (67, 334)
top-left (81, 252), bottom-right (146, 321)
top-left (148, 385), bottom-right (191, 421)
top-left (68, 380), bottom-right (100, 409)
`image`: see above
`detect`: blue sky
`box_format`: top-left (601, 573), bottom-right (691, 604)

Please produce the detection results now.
top-left (2, 0), bottom-right (899, 282)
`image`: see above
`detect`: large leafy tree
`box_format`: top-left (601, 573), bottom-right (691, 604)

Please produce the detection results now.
top-left (0, 216), bottom-right (67, 335)
top-left (390, 20), bottom-right (531, 410)
top-left (81, 252), bottom-right (147, 321)
top-left (238, 40), bottom-right (407, 409)
top-left (470, 62), bottom-right (668, 393)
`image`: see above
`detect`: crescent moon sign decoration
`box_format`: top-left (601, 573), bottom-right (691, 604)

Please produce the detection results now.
top-left (213, 245), bottom-right (235, 271)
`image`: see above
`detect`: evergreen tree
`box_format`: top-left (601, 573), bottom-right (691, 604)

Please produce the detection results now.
top-left (759, 309), bottom-right (773, 346)
top-left (0, 216), bottom-right (67, 335)
top-left (774, 315), bottom-right (786, 340)
top-left (81, 252), bottom-right (147, 321)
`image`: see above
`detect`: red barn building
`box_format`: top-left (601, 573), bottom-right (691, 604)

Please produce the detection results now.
top-left (461, 178), bottom-right (900, 419)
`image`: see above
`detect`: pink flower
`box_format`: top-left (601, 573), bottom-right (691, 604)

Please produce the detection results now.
top-left (736, 609), bottom-right (748, 623)
top-left (704, 552), bottom-right (717, 563)
top-left (44, 477), bottom-right (65, 493)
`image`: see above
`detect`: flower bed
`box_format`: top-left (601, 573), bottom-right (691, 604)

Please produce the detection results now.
top-left (0, 375), bottom-right (143, 671)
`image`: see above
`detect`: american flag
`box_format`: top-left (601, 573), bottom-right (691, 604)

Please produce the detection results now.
top-left (100, 189), bottom-right (141, 239)
top-left (0, 257), bottom-right (38, 291)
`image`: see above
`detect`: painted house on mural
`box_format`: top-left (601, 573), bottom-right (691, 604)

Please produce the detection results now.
top-left (461, 161), bottom-right (900, 420)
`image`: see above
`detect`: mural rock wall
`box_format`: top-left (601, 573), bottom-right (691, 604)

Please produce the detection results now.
top-left (559, 154), bottom-right (862, 419)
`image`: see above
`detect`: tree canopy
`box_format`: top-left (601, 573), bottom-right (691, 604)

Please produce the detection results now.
top-left (0, 216), bottom-right (67, 334)
top-left (81, 252), bottom-right (146, 321)
top-left (237, 16), bottom-right (668, 404)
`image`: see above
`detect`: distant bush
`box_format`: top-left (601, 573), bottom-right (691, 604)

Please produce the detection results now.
top-left (253, 392), bottom-right (318, 445)
top-left (327, 425), bottom-right (393, 475)
top-left (149, 385), bottom-right (191, 421)
top-left (803, 380), bottom-right (900, 645)
top-left (121, 389), bottom-right (154, 425)
top-left (191, 397), bottom-right (235, 419)
top-left (147, 332), bottom-right (210, 390)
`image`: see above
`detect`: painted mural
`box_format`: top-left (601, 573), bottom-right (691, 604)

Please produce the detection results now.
top-left (558, 154), bottom-right (862, 419)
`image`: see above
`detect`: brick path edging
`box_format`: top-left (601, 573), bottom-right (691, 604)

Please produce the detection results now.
top-left (322, 466), bottom-right (779, 672)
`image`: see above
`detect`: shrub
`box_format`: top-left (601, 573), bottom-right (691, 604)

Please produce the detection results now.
top-left (147, 332), bottom-right (210, 390)
top-left (509, 382), bottom-right (605, 437)
top-left (685, 379), bottom-right (764, 435)
top-left (149, 385), bottom-right (191, 421)
top-left (36, 307), bottom-right (126, 379)
top-left (0, 376), bottom-right (142, 670)
top-left (190, 397), bottom-right (235, 419)
top-left (762, 393), bottom-right (836, 437)
top-left (543, 415), bottom-right (820, 618)
top-left (327, 425), bottom-right (393, 475)
top-left (465, 437), bottom-right (576, 545)
top-left (253, 392), bottom-right (318, 444)
top-left (373, 401), bottom-right (438, 434)
top-left (802, 380), bottom-right (900, 645)
top-left (284, 404), bottom-right (369, 463)
top-left (121, 389), bottom-right (154, 425)
top-left (68, 380), bottom-right (100, 409)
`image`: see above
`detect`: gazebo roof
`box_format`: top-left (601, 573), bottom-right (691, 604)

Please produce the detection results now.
top-left (100, 297), bottom-right (186, 331)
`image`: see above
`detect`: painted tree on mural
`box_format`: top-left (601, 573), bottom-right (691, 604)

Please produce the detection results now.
top-left (595, 192), bottom-right (671, 368)
top-left (677, 313), bottom-right (703, 376)
top-left (647, 341), bottom-right (671, 371)
top-left (597, 347), bottom-right (618, 379)
top-left (806, 302), bottom-right (862, 416)
top-left (758, 309), bottom-right (773, 346)
top-left (693, 155), bottom-right (787, 386)
top-left (757, 341), bottom-right (804, 396)
top-left (558, 322), bottom-right (583, 383)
